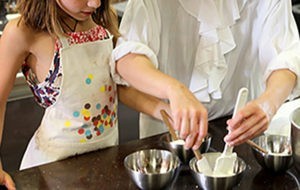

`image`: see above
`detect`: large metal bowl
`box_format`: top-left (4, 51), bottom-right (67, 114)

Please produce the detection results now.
top-left (189, 152), bottom-right (247, 190)
top-left (251, 134), bottom-right (293, 173)
top-left (124, 149), bottom-right (180, 190)
top-left (161, 133), bottom-right (212, 164)
top-left (290, 107), bottom-right (300, 172)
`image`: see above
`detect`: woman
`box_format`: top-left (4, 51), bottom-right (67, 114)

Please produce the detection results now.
top-left (116, 0), bottom-right (300, 146)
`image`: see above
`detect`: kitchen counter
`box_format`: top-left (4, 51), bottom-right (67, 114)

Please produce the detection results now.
top-left (4, 116), bottom-right (299, 190)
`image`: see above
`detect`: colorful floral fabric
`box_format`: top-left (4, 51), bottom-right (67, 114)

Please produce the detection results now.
top-left (22, 25), bottom-right (109, 108)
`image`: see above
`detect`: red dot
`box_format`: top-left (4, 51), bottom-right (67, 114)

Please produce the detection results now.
top-left (93, 121), bottom-right (98, 126)
top-left (78, 128), bottom-right (84, 135)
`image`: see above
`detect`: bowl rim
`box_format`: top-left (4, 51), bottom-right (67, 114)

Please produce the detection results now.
top-left (188, 152), bottom-right (247, 178)
top-left (251, 134), bottom-right (292, 156)
top-left (161, 132), bottom-right (212, 142)
top-left (123, 149), bottom-right (181, 175)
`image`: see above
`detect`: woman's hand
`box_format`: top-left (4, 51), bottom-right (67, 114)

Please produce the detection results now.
top-left (224, 99), bottom-right (274, 146)
top-left (0, 170), bottom-right (16, 190)
top-left (224, 69), bottom-right (297, 146)
top-left (167, 83), bottom-right (208, 150)
top-left (116, 53), bottom-right (209, 150)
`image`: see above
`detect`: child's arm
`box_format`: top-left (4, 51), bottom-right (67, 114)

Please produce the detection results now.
top-left (117, 85), bottom-right (170, 121)
top-left (0, 19), bottom-right (32, 190)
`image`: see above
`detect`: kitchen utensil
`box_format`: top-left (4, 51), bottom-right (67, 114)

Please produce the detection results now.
top-left (251, 134), bottom-right (293, 173)
top-left (214, 87), bottom-right (248, 175)
top-left (161, 133), bottom-right (212, 164)
top-left (160, 110), bottom-right (212, 173)
top-left (190, 152), bottom-right (247, 190)
top-left (124, 149), bottom-right (180, 190)
top-left (290, 107), bottom-right (300, 172)
top-left (246, 140), bottom-right (268, 154)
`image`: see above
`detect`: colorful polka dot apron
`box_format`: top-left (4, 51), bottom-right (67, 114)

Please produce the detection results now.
top-left (20, 34), bottom-right (118, 170)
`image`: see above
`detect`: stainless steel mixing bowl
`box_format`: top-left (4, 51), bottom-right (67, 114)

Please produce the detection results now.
top-left (189, 152), bottom-right (247, 190)
top-left (251, 134), bottom-right (293, 173)
top-left (124, 149), bottom-right (180, 190)
top-left (290, 107), bottom-right (300, 172)
top-left (161, 133), bottom-right (212, 164)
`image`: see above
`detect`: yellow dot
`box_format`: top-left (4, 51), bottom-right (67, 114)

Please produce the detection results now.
top-left (80, 139), bottom-right (87, 143)
top-left (81, 109), bottom-right (91, 117)
top-left (64, 120), bottom-right (71, 127)
top-left (100, 85), bottom-right (106, 92)
top-left (88, 74), bottom-right (94, 79)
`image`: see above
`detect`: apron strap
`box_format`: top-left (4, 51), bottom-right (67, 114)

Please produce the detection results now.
top-left (59, 37), bottom-right (70, 48)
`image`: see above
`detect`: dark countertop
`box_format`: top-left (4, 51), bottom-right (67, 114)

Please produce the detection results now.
top-left (7, 116), bottom-right (300, 190)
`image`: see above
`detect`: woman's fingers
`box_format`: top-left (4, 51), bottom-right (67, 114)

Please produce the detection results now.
top-left (225, 101), bottom-right (270, 146)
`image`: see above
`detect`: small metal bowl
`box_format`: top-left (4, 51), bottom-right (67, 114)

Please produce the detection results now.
top-left (251, 134), bottom-right (293, 173)
top-left (124, 149), bottom-right (180, 190)
top-left (189, 152), bottom-right (247, 190)
top-left (161, 133), bottom-right (212, 164)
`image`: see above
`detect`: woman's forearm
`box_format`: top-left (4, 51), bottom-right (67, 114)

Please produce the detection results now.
top-left (259, 69), bottom-right (297, 117)
top-left (116, 53), bottom-right (209, 148)
top-left (116, 53), bottom-right (187, 100)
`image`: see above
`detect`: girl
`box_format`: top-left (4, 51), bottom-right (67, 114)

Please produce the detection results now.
top-left (0, 0), bottom-right (207, 189)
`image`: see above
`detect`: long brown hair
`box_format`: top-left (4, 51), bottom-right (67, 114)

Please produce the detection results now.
top-left (16, 0), bottom-right (120, 40)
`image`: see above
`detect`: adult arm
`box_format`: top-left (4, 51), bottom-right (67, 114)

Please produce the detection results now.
top-left (225, 1), bottom-right (300, 146)
top-left (225, 69), bottom-right (296, 145)
top-left (113, 0), bottom-right (208, 149)
top-left (116, 54), bottom-right (208, 150)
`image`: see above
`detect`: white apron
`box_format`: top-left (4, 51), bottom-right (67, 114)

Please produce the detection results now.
top-left (20, 34), bottom-right (118, 170)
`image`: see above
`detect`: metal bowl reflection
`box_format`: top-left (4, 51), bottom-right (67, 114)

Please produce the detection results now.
top-left (124, 149), bottom-right (180, 190)
top-left (189, 152), bottom-right (247, 190)
top-left (251, 135), bottom-right (293, 173)
top-left (161, 133), bottom-right (212, 164)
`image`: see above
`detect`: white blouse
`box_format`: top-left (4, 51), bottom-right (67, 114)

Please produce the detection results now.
top-left (112, 0), bottom-right (300, 121)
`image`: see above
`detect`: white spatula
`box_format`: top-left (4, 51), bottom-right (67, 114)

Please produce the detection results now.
top-left (213, 87), bottom-right (248, 176)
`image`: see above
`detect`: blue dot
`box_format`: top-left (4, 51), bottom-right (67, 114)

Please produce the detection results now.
top-left (85, 130), bottom-right (91, 136)
top-left (99, 126), bottom-right (104, 133)
top-left (73, 111), bottom-right (80, 117)
top-left (85, 78), bottom-right (92, 84)
top-left (96, 103), bottom-right (101, 110)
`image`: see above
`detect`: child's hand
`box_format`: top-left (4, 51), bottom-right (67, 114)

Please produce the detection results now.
top-left (0, 170), bottom-right (16, 190)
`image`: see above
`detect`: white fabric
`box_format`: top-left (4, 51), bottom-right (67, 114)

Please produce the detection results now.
top-left (116, 0), bottom-right (300, 138)
top-left (20, 35), bottom-right (118, 169)
top-left (265, 98), bottom-right (300, 137)
top-left (110, 41), bottom-right (159, 86)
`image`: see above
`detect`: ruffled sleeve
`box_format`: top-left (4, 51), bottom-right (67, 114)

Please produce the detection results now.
top-left (110, 0), bottom-right (161, 85)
